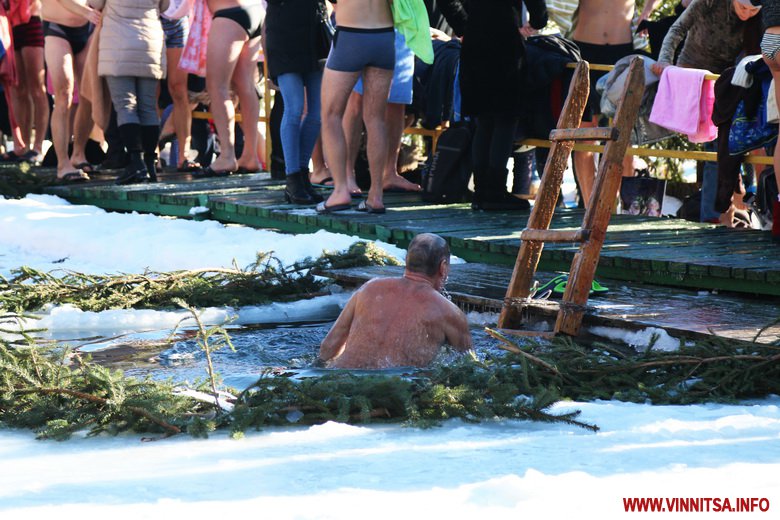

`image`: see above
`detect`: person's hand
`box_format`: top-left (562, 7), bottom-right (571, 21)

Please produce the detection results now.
top-left (519, 23), bottom-right (538, 39)
top-left (85, 7), bottom-right (102, 26)
top-left (430, 27), bottom-right (451, 41)
top-left (651, 62), bottom-right (670, 76)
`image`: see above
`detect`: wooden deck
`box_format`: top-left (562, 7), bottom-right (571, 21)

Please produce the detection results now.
top-left (325, 263), bottom-right (780, 345)
top-left (41, 170), bottom-right (780, 298)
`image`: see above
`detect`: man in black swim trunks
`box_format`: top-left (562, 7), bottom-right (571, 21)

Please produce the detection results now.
top-left (41, 0), bottom-right (99, 182)
top-left (571, 0), bottom-right (660, 207)
top-left (317, 0), bottom-right (396, 214)
top-left (201, 0), bottom-right (264, 176)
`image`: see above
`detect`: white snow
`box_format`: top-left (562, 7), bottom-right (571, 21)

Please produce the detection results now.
top-left (589, 325), bottom-right (682, 352)
top-left (1, 195), bottom-right (779, 519)
top-left (0, 195), bottom-right (407, 276)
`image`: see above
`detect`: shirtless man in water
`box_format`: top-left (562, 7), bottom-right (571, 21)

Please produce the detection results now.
top-left (317, 0), bottom-right (395, 214)
top-left (41, 0), bottom-right (100, 182)
top-left (571, 0), bottom-right (660, 206)
top-left (319, 233), bottom-right (472, 369)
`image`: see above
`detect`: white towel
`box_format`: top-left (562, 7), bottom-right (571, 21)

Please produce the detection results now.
top-left (768, 79), bottom-right (779, 125)
top-left (731, 55), bottom-right (762, 88)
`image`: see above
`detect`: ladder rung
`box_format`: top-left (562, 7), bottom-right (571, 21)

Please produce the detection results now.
top-left (521, 228), bottom-right (590, 243)
top-left (549, 127), bottom-right (619, 142)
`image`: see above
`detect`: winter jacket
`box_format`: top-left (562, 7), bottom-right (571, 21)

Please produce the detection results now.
top-left (265, 0), bottom-right (328, 81)
top-left (441, 0), bottom-right (548, 117)
top-left (92, 0), bottom-right (169, 79)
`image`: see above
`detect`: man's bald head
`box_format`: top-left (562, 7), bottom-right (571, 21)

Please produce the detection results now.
top-left (405, 233), bottom-right (450, 277)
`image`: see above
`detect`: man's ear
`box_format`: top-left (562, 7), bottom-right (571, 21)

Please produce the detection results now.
top-left (438, 259), bottom-right (448, 278)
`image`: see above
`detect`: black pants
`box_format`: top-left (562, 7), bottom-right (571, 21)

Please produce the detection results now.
top-left (472, 113), bottom-right (518, 173)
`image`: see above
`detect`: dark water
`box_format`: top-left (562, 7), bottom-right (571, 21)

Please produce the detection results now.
top-left (121, 323), bottom-right (505, 389)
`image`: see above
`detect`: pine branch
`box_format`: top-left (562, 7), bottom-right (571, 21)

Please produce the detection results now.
top-left (17, 387), bottom-right (182, 435)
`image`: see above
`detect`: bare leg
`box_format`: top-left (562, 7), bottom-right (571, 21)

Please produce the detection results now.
top-left (45, 36), bottom-right (82, 178)
top-left (22, 45), bottom-right (49, 155)
top-left (70, 44), bottom-right (93, 169)
top-left (310, 135), bottom-right (331, 184)
top-left (206, 17), bottom-right (247, 173)
top-left (321, 67), bottom-right (362, 208)
top-left (360, 66), bottom-right (393, 211)
top-left (573, 117), bottom-right (598, 207)
top-left (342, 90), bottom-right (364, 194)
top-left (232, 38), bottom-right (262, 171)
top-left (9, 50), bottom-right (31, 153)
top-left (767, 63), bottom-right (780, 197)
top-left (382, 102), bottom-right (420, 191)
top-left (167, 46), bottom-right (194, 168)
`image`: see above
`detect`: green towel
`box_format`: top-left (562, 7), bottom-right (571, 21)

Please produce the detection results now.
top-left (391, 0), bottom-right (434, 64)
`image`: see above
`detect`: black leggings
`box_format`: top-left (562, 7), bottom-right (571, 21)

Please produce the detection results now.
top-left (472, 113), bottom-right (518, 173)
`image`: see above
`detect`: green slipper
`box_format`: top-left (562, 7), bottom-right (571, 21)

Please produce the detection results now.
top-left (534, 273), bottom-right (609, 298)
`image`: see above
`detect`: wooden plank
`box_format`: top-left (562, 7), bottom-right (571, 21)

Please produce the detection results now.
top-left (557, 57), bottom-right (646, 336)
top-left (499, 61), bottom-right (591, 328)
top-left (521, 228), bottom-right (589, 243)
top-left (549, 127), bottom-right (619, 142)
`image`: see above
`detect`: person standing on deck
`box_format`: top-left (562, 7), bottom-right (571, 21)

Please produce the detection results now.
top-left (41, 0), bottom-right (100, 183)
top-left (316, 0), bottom-right (395, 214)
top-left (571, 0), bottom-right (662, 208)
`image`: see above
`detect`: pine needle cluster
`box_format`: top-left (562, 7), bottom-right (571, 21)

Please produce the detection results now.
top-left (0, 242), bottom-right (401, 314)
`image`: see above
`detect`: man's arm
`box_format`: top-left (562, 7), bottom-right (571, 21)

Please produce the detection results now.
top-left (638, 0), bottom-right (662, 23)
top-left (654, 0), bottom-right (702, 68)
top-left (444, 307), bottom-right (472, 352)
top-left (436, 0), bottom-right (469, 37)
top-left (60, 0), bottom-right (100, 23)
top-left (318, 293), bottom-right (358, 363)
top-left (523, 0), bottom-right (549, 31)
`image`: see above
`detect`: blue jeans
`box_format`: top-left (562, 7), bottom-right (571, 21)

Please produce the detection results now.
top-left (701, 140), bottom-right (720, 222)
top-left (277, 71), bottom-right (323, 175)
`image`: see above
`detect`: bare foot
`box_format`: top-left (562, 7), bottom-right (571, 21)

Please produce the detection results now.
top-left (383, 173), bottom-right (421, 192)
top-left (210, 157), bottom-right (238, 174)
top-left (310, 166), bottom-right (332, 185)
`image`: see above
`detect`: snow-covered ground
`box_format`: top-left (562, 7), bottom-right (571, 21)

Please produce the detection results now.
top-left (1, 195), bottom-right (779, 519)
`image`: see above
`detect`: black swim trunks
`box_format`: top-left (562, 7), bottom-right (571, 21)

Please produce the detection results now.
top-left (212, 4), bottom-right (265, 40)
top-left (573, 40), bottom-right (635, 119)
top-left (43, 21), bottom-right (93, 55)
top-left (326, 26), bottom-right (395, 72)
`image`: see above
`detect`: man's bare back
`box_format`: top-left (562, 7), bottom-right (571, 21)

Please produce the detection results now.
top-left (41, 0), bottom-right (89, 27)
top-left (334, 0), bottom-right (393, 29)
top-left (319, 233), bottom-right (472, 369)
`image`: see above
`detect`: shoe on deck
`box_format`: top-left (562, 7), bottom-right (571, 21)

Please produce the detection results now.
top-left (533, 273), bottom-right (609, 298)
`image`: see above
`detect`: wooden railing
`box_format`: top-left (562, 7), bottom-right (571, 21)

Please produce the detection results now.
top-left (194, 61), bottom-right (764, 169)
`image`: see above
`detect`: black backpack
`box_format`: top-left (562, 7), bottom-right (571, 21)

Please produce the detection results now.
top-left (422, 123), bottom-right (473, 203)
top-left (756, 167), bottom-right (778, 217)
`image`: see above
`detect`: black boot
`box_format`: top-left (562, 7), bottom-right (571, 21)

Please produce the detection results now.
top-left (300, 167), bottom-right (324, 203)
top-left (116, 124), bottom-right (148, 185)
top-left (116, 152), bottom-right (149, 185)
top-left (284, 171), bottom-right (316, 205)
top-left (473, 167), bottom-right (530, 211)
top-left (141, 125), bottom-right (160, 182)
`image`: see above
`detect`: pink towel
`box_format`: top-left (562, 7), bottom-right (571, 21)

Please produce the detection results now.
top-left (649, 66), bottom-right (718, 143)
top-left (179, 0), bottom-right (210, 76)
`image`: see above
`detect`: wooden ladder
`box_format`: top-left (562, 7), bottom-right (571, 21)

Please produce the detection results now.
top-left (498, 56), bottom-right (646, 337)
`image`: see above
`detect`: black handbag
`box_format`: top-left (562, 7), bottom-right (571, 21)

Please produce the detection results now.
top-left (316, 1), bottom-right (335, 64)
